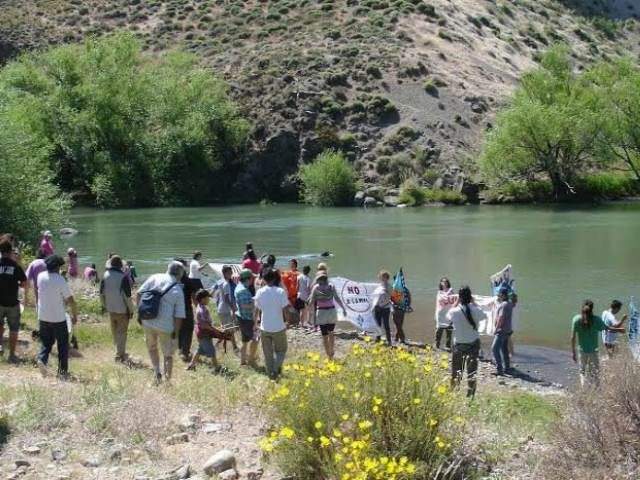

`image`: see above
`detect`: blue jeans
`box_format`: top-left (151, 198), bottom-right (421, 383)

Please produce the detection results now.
top-left (492, 332), bottom-right (511, 373)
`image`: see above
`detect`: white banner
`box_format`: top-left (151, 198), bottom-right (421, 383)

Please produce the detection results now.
top-left (435, 291), bottom-right (498, 336)
top-left (331, 277), bottom-right (383, 336)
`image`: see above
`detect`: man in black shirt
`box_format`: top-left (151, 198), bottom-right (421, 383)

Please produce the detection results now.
top-left (0, 237), bottom-right (27, 361)
top-left (175, 258), bottom-right (200, 362)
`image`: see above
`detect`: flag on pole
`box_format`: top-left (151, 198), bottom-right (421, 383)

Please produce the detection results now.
top-left (490, 264), bottom-right (515, 295)
top-left (391, 268), bottom-right (412, 312)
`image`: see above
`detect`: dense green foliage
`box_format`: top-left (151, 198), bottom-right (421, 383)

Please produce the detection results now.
top-left (0, 33), bottom-right (249, 208)
top-left (299, 150), bottom-right (357, 207)
top-left (480, 46), bottom-right (640, 200)
top-left (398, 178), bottom-right (466, 206)
top-left (0, 103), bottom-right (69, 243)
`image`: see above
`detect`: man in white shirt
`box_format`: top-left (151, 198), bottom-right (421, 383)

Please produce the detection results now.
top-left (602, 299), bottom-right (627, 357)
top-left (254, 268), bottom-right (289, 379)
top-left (137, 261), bottom-right (186, 384)
top-left (189, 251), bottom-right (207, 290)
top-left (36, 255), bottom-right (78, 378)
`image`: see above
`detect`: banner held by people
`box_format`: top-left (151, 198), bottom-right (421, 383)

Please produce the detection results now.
top-left (332, 277), bottom-right (383, 336)
top-left (435, 291), bottom-right (497, 335)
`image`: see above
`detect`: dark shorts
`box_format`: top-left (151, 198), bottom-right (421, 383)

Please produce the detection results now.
top-left (197, 337), bottom-right (216, 357)
top-left (294, 298), bottom-right (306, 311)
top-left (0, 305), bottom-right (20, 332)
top-left (238, 318), bottom-right (255, 343)
top-left (319, 323), bottom-right (335, 336)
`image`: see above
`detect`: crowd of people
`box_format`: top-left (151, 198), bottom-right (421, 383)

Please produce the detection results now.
top-left (0, 232), bottom-right (632, 392)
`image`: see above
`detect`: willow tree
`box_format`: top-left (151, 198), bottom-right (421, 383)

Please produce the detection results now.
top-left (480, 46), bottom-right (602, 198)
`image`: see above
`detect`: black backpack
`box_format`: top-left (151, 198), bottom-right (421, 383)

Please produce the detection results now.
top-left (138, 282), bottom-right (177, 321)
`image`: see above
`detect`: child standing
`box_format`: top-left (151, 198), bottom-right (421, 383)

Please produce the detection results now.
top-left (297, 265), bottom-right (312, 327)
top-left (187, 289), bottom-right (221, 371)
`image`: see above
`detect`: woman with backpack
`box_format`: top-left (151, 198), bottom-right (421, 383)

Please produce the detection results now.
top-left (446, 286), bottom-right (487, 398)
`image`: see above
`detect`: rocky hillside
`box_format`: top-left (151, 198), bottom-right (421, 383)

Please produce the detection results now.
top-left (2, 0), bottom-right (639, 202)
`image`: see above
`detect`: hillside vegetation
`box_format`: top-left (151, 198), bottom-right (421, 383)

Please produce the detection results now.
top-left (1, 0), bottom-right (640, 221)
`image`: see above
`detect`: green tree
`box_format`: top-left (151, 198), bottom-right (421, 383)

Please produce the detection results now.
top-left (0, 103), bottom-right (69, 243)
top-left (587, 59), bottom-right (640, 181)
top-left (299, 150), bottom-right (357, 206)
top-left (480, 46), bottom-right (602, 198)
top-left (0, 33), bottom-right (249, 207)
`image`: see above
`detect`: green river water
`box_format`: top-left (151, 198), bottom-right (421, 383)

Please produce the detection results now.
top-left (65, 203), bottom-right (640, 350)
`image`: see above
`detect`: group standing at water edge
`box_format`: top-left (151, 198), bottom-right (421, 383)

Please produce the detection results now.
top-left (0, 231), bottom-right (635, 392)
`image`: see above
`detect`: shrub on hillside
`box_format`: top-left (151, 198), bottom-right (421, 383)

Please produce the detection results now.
top-left (399, 178), bottom-right (427, 206)
top-left (299, 150), bottom-right (357, 207)
top-left (0, 33), bottom-right (249, 208)
top-left (261, 342), bottom-right (467, 479)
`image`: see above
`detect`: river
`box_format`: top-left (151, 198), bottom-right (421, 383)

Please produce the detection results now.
top-left (65, 203), bottom-right (640, 350)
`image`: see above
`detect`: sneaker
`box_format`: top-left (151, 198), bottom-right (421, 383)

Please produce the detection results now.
top-left (153, 372), bottom-right (162, 386)
top-left (37, 359), bottom-right (48, 377)
top-left (186, 364), bottom-right (196, 371)
top-left (7, 353), bottom-right (19, 364)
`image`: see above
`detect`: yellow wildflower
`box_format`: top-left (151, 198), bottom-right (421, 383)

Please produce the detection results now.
top-left (319, 435), bottom-right (331, 447)
top-left (315, 421), bottom-right (323, 430)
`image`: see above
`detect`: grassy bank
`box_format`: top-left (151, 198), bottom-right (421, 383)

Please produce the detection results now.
top-left (1, 291), bottom-right (568, 479)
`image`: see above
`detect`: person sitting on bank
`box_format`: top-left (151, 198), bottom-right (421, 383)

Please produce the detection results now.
top-left (137, 261), bottom-right (186, 385)
top-left (571, 299), bottom-right (625, 387)
top-left (601, 299), bottom-right (627, 358)
top-left (36, 254), bottom-right (78, 378)
top-left (100, 255), bottom-right (135, 363)
top-left (187, 289), bottom-right (221, 372)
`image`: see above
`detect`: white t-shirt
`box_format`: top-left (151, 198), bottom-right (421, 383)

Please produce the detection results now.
top-left (255, 285), bottom-right (288, 332)
top-left (189, 260), bottom-right (201, 280)
top-left (446, 304), bottom-right (487, 345)
top-left (37, 271), bottom-right (72, 323)
top-left (602, 310), bottom-right (618, 344)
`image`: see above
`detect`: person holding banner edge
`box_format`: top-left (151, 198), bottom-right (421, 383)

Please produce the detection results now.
top-left (492, 287), bottom-right (514, 376)
top-left (372, 270), bottom-right (393, 346)
top-left (435, 277), bottom-right (453, 350)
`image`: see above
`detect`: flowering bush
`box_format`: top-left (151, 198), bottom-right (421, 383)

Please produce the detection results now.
top-left (260, 341), bottom-right (467, 479)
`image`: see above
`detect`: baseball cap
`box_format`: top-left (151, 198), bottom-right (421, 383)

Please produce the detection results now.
top-left (239, 269), bottom-right (253, 281)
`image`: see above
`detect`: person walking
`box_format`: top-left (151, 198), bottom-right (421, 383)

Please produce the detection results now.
top-left (435, 277), bottom-right (453, 350)
top-left (234, 269), bottom-right (259, 366)
top-left (446, 286), bottom-right (487, 398)
top-left (309, 270), bottom-right (346, 359)
top-left (572, 299), bottom-right (625, 387)
top-left (187, 289), bottom-right (221, 371)
top-left (189, 251), bottom-right (207, 290)
top-left (25, 249), bottom-right (48, 305)
top-left (213, 265), bottom-right (239, 352)
top-left (297, 265), bottom-right (312, 328)
top-left (0, 238), bottom-right (27, 361)
top-left (602, 299), bottom-right (627, 358)
top-left (39, 231), bottom-right (54, 257)
top-left (137, 261), bottom-right (186, 385)
top-left (36, 255), bottom-right (78, 378)
top-left (66, 248), bottom-right (79, 279)
top-left (372, 270), bottom-right (393, 345)
top-left (175, 258), bottom-right (200, 362)
top-left (254, 268), bottom-right (289, 379)
top-left (99, 255), bottom-right (134, 363)
top-left (492, 287), bottom-right (514, 375)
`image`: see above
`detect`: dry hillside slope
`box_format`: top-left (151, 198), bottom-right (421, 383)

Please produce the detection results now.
top-left (1, 0), bottom-right (639, 201)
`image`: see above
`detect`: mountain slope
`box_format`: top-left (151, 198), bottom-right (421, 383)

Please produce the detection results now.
top-left (2, 0), bottom-right (639, 202)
